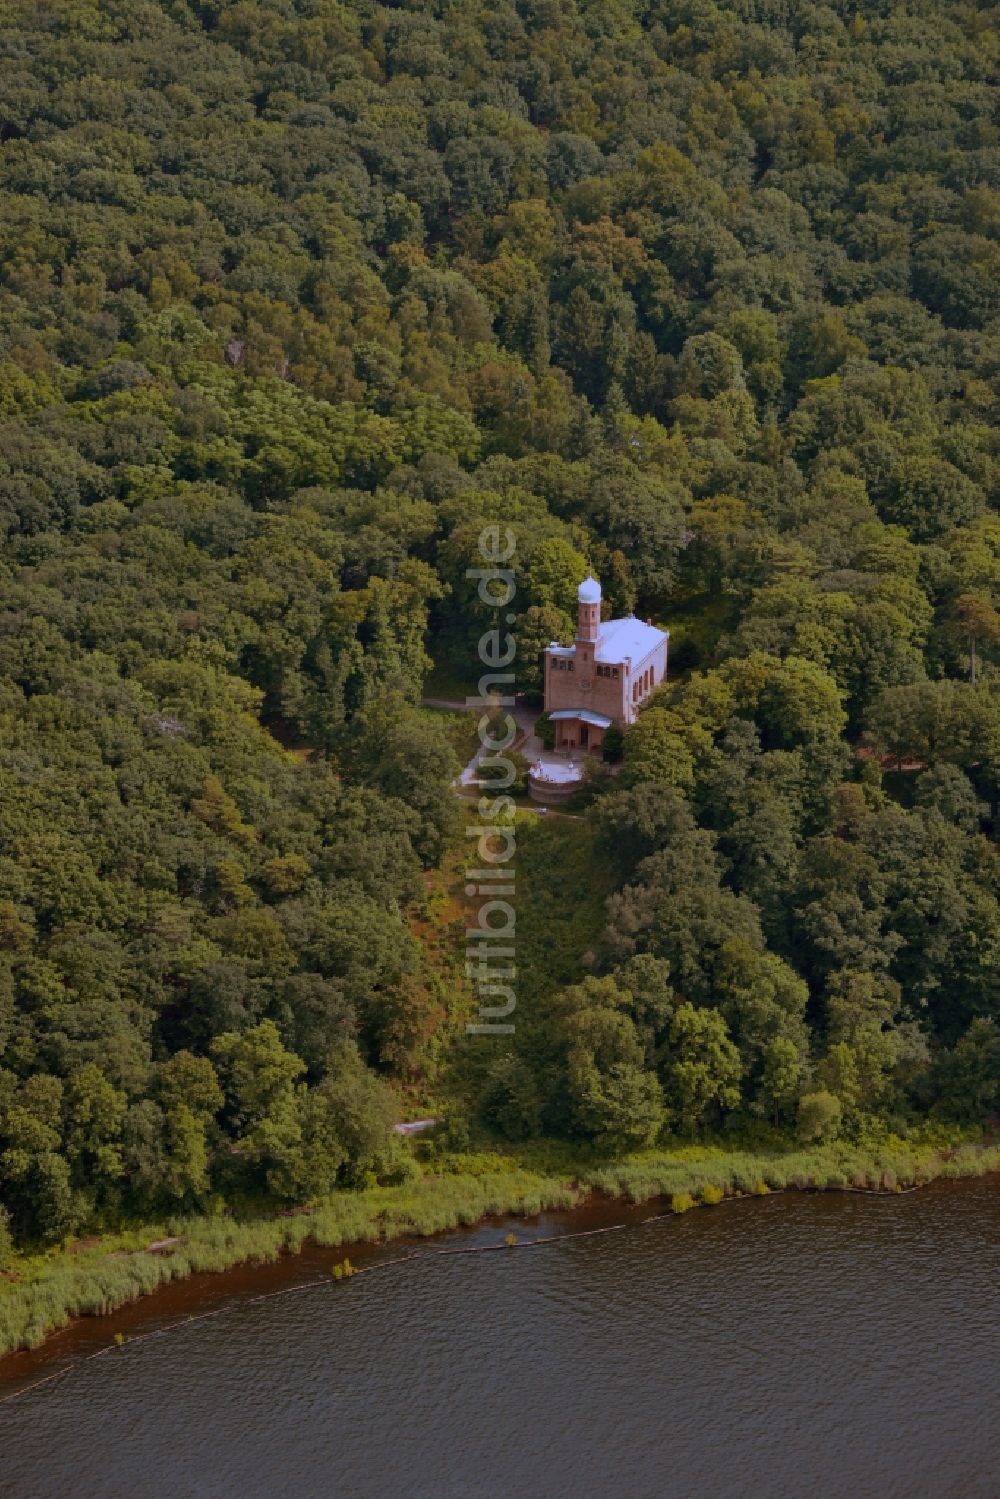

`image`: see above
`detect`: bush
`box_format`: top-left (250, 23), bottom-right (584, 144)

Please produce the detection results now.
top-left (0, 1206), bottom-right (12, 1271)
top-left (479, 1055), bottom-right (543, 1141)
top-left (435, 1117), bottom-right (472, 1153)
top-left (507, 750), bottom-right (531, 795)
top-left (535, 711), bottom-right (555, 750)
top-left (671, 1192), bottom-right (695, 1214)
top-left (577, 755), bottom-right (613, 803)
top-left (797, 1090), bottom-right (843, 1143)
top-left (379, 1143), bottom-right (421, 1186)
top-left (700, 1183), bottom-right (724, 1205)
top-left (602, 724), bottom-right (624, 762)
top-left (669, 635), bottom-right (700, 672)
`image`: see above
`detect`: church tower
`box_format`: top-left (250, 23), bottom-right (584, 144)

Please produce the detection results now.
top-left (575, 575), bottom-right (601, 681)
top-left (577, 576), bottom-right (601, 643)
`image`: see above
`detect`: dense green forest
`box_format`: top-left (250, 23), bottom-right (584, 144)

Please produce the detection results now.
top-left (0, 0), bottom-right (999, 1256)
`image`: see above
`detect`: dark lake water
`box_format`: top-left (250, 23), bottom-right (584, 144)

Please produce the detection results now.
top-left (1, 1180), bottom-right (998, 1499)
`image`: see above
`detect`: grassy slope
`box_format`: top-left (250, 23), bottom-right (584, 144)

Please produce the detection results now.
top-left (515, 812), bottom-right (613, 999)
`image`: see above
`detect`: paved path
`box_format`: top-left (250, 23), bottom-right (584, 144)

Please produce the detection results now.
top-left (515, 704), bottom-right (544, 763)
top-left (421, 697), bottom-right (544, 785)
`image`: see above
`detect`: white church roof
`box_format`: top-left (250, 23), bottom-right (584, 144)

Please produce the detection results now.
top-left (577, 576), bottom-right (602, 603)
top-left (596, 615), bottom-right (668, 664)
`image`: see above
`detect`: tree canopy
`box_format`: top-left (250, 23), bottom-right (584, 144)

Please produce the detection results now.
top-left (0, 0), bottom-right (998, 1242)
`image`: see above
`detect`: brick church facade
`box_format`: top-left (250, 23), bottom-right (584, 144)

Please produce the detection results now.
top-left (542, 577), bottom-right (669, 754)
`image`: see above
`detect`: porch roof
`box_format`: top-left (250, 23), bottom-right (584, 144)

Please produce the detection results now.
top-left (548, 708), bottom-right (614, 729)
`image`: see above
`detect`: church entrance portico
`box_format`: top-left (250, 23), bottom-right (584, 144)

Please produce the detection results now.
top-left (549, 708), bottom-right (612, 754)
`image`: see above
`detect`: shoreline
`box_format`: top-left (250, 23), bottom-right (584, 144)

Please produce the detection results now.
top-left (2, 1135), bottom-right (999, 1391)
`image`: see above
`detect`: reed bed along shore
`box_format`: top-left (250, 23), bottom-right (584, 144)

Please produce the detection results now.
top-left (582, 1137), bottom-right (1000, 1205)
top-left (2, 1137), bottom-right (998, 1361)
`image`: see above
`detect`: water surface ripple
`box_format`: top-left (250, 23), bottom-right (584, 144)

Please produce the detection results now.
top-left (1, 1181), bottom-right (998, 1498)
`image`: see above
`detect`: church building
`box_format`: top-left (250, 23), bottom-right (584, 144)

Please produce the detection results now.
top-left (542, 577), bottom-right (669, 754)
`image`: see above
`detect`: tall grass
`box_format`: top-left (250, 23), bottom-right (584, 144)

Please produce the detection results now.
top-left (2, 1140), bottom-right (998, 1360)
top-left (583, 1140), bottom-right (1000, 1204)
top-left (0, 1170), bottom-right (580, 1358)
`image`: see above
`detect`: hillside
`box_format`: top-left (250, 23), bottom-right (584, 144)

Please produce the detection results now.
top-left (0, 0), bottom-right (999, 1260)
